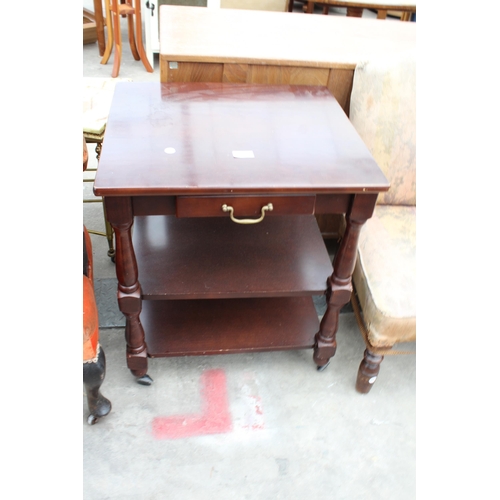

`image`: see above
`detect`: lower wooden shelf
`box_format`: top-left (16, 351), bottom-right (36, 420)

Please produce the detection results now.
top-left (142, 296), bottom-right (320, 357)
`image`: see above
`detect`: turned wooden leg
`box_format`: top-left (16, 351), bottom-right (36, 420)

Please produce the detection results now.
top-left (102, 201), bottom-right (116, 262)
top-left (105, 197), bottom-right (151, 384)
top-left (95, 141), bottom-right (102, 161)
top-left (356, 349), bottom-right (384, 393)
top-left (83, 346), bottom-right (112, 424)
top-left (314, 194), bottom-right (377, 370)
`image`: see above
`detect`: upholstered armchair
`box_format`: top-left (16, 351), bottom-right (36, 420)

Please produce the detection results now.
top-left (348, 51), bottom-right (416, 393)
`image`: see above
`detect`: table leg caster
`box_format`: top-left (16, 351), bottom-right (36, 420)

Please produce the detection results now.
top-left (87, 414), bottom-right (100, 425)
top-left (316, 361), bottom-right (330, 372)
top-left (136, 374), bottom-right (153, 386)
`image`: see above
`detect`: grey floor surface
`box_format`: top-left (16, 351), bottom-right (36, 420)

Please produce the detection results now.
top-left (83, 6), bottom-right (415, 500)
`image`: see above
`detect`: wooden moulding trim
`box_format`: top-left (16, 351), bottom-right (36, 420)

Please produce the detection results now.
top-left (97, 187), bottom-right (388, 198)
top-left (160, 55), bottom-right (357, 71)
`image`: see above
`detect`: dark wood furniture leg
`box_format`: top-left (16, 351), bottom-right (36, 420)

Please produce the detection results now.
top-left (314, 194), bottom-right (377, 369)
top-left (356, 349), bottom-right (384, 393)
top-left (83, 347), bottom-right (112, 424)
top-left (105, 197), bottom-right (152, 385)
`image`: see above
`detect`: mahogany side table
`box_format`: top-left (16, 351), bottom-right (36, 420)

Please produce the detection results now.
top-left (94, 82), bottom-right (389, 384)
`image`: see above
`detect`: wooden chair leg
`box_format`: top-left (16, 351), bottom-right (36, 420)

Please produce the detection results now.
top-left (126, 0), bottom-right (140, 61)
top-left (356, 349), bottom-right (384, 393)
top-left (100, 0), bottom-right (114, 65)
top-left (306, 1), bottom-right (314, 14)
top-left (377, 9), bottom-right (388, 19)
top-left (93, 0), bottom-right (106, 56)
top-left (347, 7), bottom-right (363, 17)
top-left (134, 0), bottom-right (154, 73)
top-left (111, 7), bottom-right (122, 78)
top-left (102, 201), bottom-right (116, 261)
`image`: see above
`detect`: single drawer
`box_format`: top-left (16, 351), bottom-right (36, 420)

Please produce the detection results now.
top-left (176, 195), bottom-right (316, 218)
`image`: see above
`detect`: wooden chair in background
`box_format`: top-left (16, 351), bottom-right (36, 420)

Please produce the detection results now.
top-left (100, 0), bottom-right (154, 78)
top-left (83, 77), bottom-right (133, 262)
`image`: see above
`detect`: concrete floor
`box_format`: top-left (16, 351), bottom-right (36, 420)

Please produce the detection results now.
top-left (83, 6), bottom-right (415, 500)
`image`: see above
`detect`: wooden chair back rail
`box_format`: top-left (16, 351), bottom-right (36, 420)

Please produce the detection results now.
top-left (290, 0), bottom-right (416, 20)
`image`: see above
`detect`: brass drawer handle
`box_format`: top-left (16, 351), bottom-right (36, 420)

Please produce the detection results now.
top-left (222, 203), bottom-right (273, 224)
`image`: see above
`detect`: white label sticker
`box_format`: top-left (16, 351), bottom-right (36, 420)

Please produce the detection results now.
top-left (232, 150), bottom-right (255, 159)
top-left (368, 376), bottom-right (377, 384)
top-left (164, 147), bottom-right (176, 154)
top-left (169, 62), bottom-right (178, 69)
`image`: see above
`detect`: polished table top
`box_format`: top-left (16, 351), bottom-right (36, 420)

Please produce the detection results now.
top-left (94, 82), bottom-right (389, 197)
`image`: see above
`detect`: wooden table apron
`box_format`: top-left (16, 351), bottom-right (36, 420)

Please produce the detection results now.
top-left (94, 82), bottom-right (389, 379)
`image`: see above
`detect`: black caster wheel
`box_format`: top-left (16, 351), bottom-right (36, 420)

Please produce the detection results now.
top-left (316, 361), bottom-right (330, 372)
top-left (87, 414), bottom-right (99, 425)
top-left (137, 374), bottom-right (154, 386)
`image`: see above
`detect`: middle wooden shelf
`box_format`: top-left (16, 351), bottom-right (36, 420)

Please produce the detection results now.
top-left (133, 214), bottom-right (333, 300)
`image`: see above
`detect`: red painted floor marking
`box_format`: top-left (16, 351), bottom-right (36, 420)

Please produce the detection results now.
top-left (152, 369), bottom-right (232, 440)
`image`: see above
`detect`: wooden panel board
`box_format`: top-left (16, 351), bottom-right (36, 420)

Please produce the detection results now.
top-left (162, 61), bottom-right (224, 83)
top-left (142, 297), bottom-right (320, 356)
top-left (247, 65), bottom-right (329, 85)
top-left (222, 64), bottom-right (249, 83)
top-left (327, 68), bottom-right (355, 116)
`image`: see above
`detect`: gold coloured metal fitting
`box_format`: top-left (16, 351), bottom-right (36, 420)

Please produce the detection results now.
top-left (222, 203), bottom-right (273, 224)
